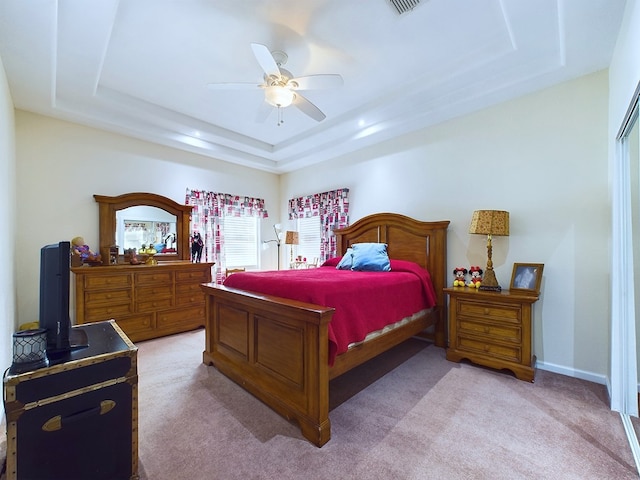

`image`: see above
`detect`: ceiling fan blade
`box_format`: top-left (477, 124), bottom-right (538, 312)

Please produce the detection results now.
top-left (250, 43), bottom-right (280, 78)
top-left (207, 82), bottom-right (261, 90)
top-left (292, 93), bottom-right (326, 122)
top-left (289, 74), bottom-right (343, 90)
top-left (255, 101), bottom-right (273, 123)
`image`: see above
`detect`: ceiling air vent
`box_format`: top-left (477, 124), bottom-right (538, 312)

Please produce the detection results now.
top-left (389, 0), bottom-right (421, 15)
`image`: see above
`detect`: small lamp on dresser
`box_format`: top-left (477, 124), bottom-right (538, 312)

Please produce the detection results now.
top-left (468, 210), bottom-right (510, 291)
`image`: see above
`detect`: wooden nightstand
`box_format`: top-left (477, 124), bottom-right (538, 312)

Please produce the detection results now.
top-left (444, 286), bottom-right (539, 382)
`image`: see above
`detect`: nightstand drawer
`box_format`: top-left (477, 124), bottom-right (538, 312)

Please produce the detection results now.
top-left (458, 319), bottom-right (521, 343)
top-left (457, 300), bottom-right (521, 324)
top-left (457, 335), bottom-right (521, 363)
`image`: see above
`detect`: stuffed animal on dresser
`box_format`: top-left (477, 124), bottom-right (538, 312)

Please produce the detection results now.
top-left (191, 232), bottom-right (204, 263)
top-left (453, 267), bottom-right (467, 287)
top-left (467, 266), bottom-right (483, 288)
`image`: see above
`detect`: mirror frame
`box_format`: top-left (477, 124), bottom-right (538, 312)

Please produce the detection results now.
top-left (94, 192), bottom-right (193, 262)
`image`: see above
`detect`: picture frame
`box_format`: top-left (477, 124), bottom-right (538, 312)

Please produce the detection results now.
top-left (509, 263), bottom-right (544, 294)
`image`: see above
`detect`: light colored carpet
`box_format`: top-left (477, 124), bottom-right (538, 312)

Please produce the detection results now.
top-left (136, 329), bottom-right (637, 480)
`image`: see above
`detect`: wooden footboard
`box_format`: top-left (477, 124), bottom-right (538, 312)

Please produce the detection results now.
top-left (201, 284), bottom-right (335, 446)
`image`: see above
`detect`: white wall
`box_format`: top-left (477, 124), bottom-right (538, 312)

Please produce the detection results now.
top-left (0, 52), bottom-right (16, 375)
top-left (282, 70), bottom-right (610, 382)
top-left (609, 0), bottom-right (640, 132)
top-left (14, 111), bottom-right (280, 327)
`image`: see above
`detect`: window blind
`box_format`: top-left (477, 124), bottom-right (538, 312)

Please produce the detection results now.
top-left (223, 216), bottom-right (258, 269)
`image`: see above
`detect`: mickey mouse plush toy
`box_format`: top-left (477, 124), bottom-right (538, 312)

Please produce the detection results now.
top-left (467, 266), bottom-right (483, 288)
top-left (453, 267), bottom-right (467, 287)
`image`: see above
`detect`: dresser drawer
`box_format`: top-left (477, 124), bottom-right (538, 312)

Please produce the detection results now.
top-left (176, 283), bottom-right (202, 295)
top-left (85, 303), bottom-right (134, 322)
top-left (85, 289), bottom-right (132, 305)
top-left (83, 273), bottom-right (131, 290)
top-left (176, 269), bottom-right (209, 283)
top-left (137, 297), bottom-right (174, 312)
top-left (176, 283), bottom-right (205, 305)
top-left (115, 314), bottom-right (155, 337)
top-left (457, 335), bottom-right (521, 363)
top-left (458, 319), bottom-right (521, 344)
top-left (137, 285), bottom-right (173, 298)
top-left (457, 300), bottom-right (521, 324)
top-left (157, 305), bottom-right (205, 330)
top-left (176, 295), bottom-right (205, 307)
top-left (135, 271), bottom-right (174, 285)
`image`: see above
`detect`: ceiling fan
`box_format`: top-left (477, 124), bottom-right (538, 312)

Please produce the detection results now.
top-left (208, 43), bottom-right (343, 126)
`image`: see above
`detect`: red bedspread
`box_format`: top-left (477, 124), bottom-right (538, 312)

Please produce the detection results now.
top-left (223, 259), bottom-right (437, 365)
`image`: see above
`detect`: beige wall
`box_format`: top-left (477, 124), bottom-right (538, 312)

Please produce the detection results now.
top-left (14, 112), bottom-right (280, 327)
top-left (0, 55), bottom-right (16, 370)
top-left (281, 70), bottom-right (610, 382)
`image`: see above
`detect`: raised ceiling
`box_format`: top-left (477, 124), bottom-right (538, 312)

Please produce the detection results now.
top-left (0, 0), bottom-right (627, 173)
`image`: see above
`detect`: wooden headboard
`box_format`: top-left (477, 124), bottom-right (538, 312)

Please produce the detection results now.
top-left (335, 213), bottom-right (450, 312)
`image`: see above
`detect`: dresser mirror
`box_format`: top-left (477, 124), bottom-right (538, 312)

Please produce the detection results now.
top-left (94, 192), bottom-right (193, 262)
top-left (117, 206), bottom-right (177, 254)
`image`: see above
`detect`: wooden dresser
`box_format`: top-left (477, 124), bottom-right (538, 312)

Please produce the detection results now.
top-left (72, 262), bottom-right (213, 342)
top-left (444, 287), bottom-right (539, 382)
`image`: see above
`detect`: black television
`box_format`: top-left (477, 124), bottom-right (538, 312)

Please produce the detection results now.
top-left (39, 241), bottom-right (88, 358)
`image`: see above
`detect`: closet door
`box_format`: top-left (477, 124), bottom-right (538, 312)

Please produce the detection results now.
top-left (631, 114), bottom-right (640, 396)
top-left (614, 82), bottom-right (640, 472)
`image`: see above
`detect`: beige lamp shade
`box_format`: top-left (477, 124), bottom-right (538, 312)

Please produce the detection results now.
top-left (469, 210), bottom-right (510, 236)
top-left (285, 231), bottom-right (299, 245)
top-left (468, 210), bottom-right (509, 291)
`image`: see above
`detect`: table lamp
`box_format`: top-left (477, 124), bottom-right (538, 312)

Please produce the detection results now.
top-left (468, 210), bottom-right (510, 291)
top-left (285, 231), bottom-right (299, 264)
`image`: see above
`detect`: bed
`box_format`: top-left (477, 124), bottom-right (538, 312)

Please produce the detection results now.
top-left (201, 213), bottom-right (449, 446)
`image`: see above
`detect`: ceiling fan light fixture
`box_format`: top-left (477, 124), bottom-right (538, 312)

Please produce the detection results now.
top-left (265, 86), bottom-right (294, 108)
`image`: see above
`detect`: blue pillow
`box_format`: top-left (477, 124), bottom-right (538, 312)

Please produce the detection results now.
top-left (351, 243), bottom-right (391, 272)
top-left (335, 248), bottom-right (354, 270)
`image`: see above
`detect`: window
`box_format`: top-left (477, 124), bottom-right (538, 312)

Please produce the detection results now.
top-left (296, 216), bottom-right (321, 264)
top-left (288, 188), bottom-right (349, 262)
top-left (223, 216), bottom-right (259, 269)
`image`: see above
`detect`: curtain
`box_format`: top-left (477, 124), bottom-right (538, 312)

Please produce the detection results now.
top-left (288, 188), bottom-right (349, 261)
top-left (186, 189), bottom-right (268, 284)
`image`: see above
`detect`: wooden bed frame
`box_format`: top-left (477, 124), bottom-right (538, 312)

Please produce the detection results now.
top-left (201, 213), bottom-right (449, 446)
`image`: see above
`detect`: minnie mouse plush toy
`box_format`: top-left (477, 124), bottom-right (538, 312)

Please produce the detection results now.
top-left (467, 266), bottom-right (483, 288)
top-left (452, 267), bottom-right (467, 287)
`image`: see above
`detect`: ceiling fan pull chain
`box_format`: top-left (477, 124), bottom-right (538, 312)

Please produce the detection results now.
top-left (277, 105), bottom-right (284, 126)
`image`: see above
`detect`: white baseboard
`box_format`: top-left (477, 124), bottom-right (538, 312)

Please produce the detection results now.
top-left (537, 360), bottom-right (607, 385)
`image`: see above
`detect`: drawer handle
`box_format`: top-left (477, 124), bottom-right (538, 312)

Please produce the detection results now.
top-left (42, 400), bottom-right (116, 432)
top-left (484, 327), bottom-right (490, 334)
top-left (483, 308), bottom-right (490, 315)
